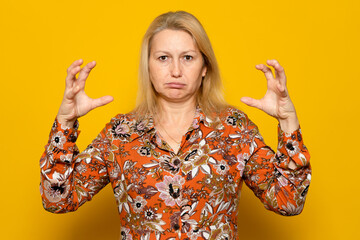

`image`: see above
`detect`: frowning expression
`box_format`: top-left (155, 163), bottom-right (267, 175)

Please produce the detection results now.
top-left (149, 29), bottom-right (207, 103)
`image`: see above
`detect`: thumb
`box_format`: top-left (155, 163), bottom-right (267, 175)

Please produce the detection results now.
top-left (240, 97), bottom-right (262, 110)
top-left (91, 95), bottom-right (114, 110)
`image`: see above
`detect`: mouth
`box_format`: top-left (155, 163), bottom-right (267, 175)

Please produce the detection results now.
top-left (166, 82), bottom-right (186, 89)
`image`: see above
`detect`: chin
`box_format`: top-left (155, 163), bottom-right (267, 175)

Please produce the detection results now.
top-left (162, 94), bottom-right (188, 103)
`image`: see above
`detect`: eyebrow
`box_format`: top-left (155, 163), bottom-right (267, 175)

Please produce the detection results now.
top-left (152, 50), bottom-right (198, 55)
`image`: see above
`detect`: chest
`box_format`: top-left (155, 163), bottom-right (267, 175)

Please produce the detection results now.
top-left (113, 127), bottom-right (246, 199)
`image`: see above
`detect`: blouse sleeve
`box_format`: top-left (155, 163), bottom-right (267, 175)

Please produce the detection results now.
top-left (242, 116), bottom-right (311, 216)
top-left (39, 118), bottom-right (113, 213)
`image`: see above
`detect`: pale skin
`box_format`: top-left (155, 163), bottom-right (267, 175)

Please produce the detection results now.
top-left (148, 30), bottom-right (207, 153)
top-left (56, 29), bottom-right (298, 169)
top-left (57, 59), bottom-right (114, 128)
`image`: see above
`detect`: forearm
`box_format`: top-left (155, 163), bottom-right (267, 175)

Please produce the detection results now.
top-left (40, 118), bottom-right (110, 213)
top-left (244, 125), bottom-right (311, 216)
top-left (247, 150), bottom-right (311, 216)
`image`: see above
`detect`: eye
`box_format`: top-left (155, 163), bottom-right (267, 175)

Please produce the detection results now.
top-left (158, 56), bottom-right (168, 61)
top-left (184, 55), bottom-right (193, 61)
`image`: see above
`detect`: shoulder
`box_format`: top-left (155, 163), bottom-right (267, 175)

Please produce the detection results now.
top-left (103, 111), bottom-right (153, 142)
top-left (109, 112), bottom-right (137, 125)
top-left (218, 107), bottom-right (262, 142)
top-left (219, 106), bottom-right (251, 129)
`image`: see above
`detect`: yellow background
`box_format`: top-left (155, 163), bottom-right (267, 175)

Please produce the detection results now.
top-left (1, 0), bottom-right (359, 239)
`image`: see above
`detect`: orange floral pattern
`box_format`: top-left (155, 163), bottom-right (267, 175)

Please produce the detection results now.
top-left (40, 107), bottom-right (311, 239)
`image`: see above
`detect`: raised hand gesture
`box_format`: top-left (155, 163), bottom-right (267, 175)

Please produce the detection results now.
top-left (56, 59), bottom-right (114, 128)
top-left (241, 59), bottom-right (299, 133)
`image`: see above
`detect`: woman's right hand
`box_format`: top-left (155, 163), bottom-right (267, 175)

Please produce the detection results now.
top-left (56, 59), bottom-right (114, 128)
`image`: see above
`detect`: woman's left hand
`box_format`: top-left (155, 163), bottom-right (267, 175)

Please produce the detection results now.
top-left (241, 59), bottom-right (299, 133)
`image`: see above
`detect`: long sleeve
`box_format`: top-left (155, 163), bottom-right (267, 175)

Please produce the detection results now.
top-left (242, 116), bottom-right (311, 216)
top-left (39, 118), bottom-right (112, 213)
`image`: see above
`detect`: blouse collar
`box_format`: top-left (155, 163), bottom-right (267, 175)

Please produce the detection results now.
top-left (127, 106), bottom-right (225, 142)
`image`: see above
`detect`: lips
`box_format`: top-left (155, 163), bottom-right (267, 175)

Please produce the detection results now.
top-left (166, 82), bottom-right (186, 89)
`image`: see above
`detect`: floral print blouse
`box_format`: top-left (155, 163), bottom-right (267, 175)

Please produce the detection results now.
top-left (40, 107), bottom-right (311, 240)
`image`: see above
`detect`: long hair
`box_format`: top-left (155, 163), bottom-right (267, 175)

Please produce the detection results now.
top-left (135, 11), bottom-right (228, 119)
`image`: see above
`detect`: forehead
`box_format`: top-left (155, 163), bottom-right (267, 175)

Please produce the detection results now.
top-left (150, 29), bottom-right (199, 53)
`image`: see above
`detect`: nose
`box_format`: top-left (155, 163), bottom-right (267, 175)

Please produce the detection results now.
top-left (170, 59), bottom-right (182, 78)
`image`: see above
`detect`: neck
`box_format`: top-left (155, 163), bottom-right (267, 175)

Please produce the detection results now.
top-left (156, 98), bottom-right (197, 125)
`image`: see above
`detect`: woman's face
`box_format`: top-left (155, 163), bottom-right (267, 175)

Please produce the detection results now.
top-left (149, 29), bottom-right (207, 103)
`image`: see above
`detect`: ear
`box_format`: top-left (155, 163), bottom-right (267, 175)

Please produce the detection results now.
top-left (201, 65), bottom-right (207, 78)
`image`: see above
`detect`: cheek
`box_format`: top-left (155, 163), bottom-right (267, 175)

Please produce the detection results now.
top-left (150, 66), bottom-right (168, 83)
top-left (187, 66), bottom-right (204, 83)
top-left (149, 63), bottom-right (158, 83)
top-left (149, 70), bottom-right (161, 86)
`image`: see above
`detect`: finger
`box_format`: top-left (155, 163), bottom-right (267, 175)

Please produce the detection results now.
top-left (64, 86), bottom-right (78, 99)
top-left (266, 59), bottom-right (286, 82)
top-left (65, 59), bottom-right (83, 87)
top-left (78, 61), bottom-right (96, 82)
top-left (267, 59), bottom-right (288, 96)
top-left (240, 97), bottom-right (262, 110)
top-left (76, 61), bottom-right (97, 90)
top-left (71, 84), bottom-right (82, 96)
top-left (65, 66), bottom-right (81, 88)
top-left (276, 82), bottom-right (288, 98)
top-left (91, 95), bottom-right (114, 110)
top-left (255, 64), bottom-right (274, 82)
top-left (66, 59), bottom-right (83, 74)
top-left (64, 80), bottom-right (83, 99)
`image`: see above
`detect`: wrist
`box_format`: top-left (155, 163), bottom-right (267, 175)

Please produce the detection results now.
top-left (278, 113), bottom-right (299, 133)
top-left (56, 116), bottom-right (77, 128)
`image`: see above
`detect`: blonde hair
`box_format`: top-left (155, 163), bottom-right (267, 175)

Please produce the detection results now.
top-left (135, 11), bottom-right (228, 119)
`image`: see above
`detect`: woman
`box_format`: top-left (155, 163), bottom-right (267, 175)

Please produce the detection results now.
top-left (40, 11), bottom-right (311, 239)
